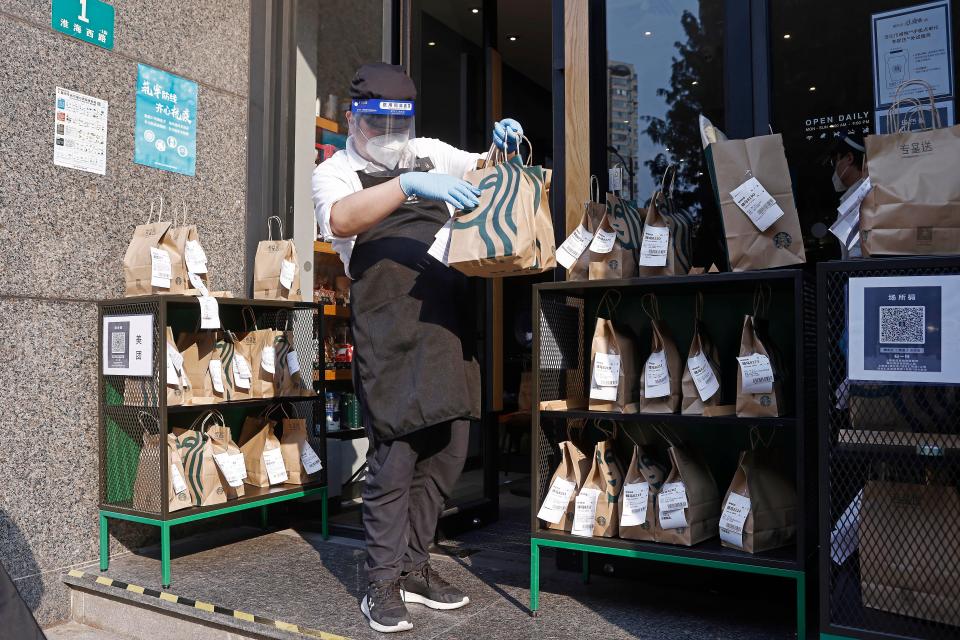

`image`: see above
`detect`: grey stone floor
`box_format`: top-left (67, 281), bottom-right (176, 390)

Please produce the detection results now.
top-left (45, 622), bottom-right (132, 640)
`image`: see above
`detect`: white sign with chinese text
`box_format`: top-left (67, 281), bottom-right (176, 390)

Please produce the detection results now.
top-left (102, 314), bottom-right (153, 377)
top-left (54, 87), bottom-right (108, 175)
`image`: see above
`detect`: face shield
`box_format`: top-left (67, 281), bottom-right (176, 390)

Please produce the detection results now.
top-left (350, 99), bottom-right (416, 170)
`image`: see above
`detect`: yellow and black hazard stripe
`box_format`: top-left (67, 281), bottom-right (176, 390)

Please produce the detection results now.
top-left (67, 570), bottom-right (350, 639)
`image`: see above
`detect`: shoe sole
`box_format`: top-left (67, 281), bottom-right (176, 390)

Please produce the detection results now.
top-left (402, 590), bottom-right (470, 610)
top-left (360, 596), bottom-right (413, 633)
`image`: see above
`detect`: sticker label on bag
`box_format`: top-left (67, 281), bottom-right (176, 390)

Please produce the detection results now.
top-left (644, 350), bottom-right (671, 399)
top-left (188, 272), bottom-right (209, 297)
top-left (638, 226), bottom-right (669, 267)
top-left (208, 359), bottom-right (225, 393)
top-left (659, 507), bottom-right (688, 530)
top-left (279, 259), bottom-right (297, 290)
top-left (170, 464), bottom-right (188, 495)
top-left (687, 350), bottom-right (720, 402)
top-left (261, 346), bottom-right (276, 374)
top-left (658, 482), bottom-right (689, 511)
top-left (232, 354), bottom-right (252, 389)
top-left (300, 444), bottom-right (323, 474)
top-left (609, 167), bottom-right (623, 192)
top-left (620, 481), bottom-right (650, 527)
top-left (150, 247), bottom-right (172, 288)
top-left (730, 177), bottom-right (784, 232)
top-left (166, 343), bottom-right (183, 385)
top-left (197, 295), bottom-right (220, 329)
top-left (556, 224), bottom-right (594, 269)
top-left (719, 492), bottom-right (751, 548)
top-left (588, 226), bottom-right (617, 254)
top-left (185, 240), bottom-right (208, 274)
top-left (737, 353), bottom-right (774, 393)
top-left (427, 219), bottom-right (453, 265)
top-left (213, 452), bottom-right (246, 487)
top-left (262, 447), bottom-right (288, 484)
top-left (592, 353), bottom-right (621, 387)
top-left (286, 350), bottom-right (301, 375)
top-left (537, 477), bottom-right (576, 524)
top-left (571, 488), bottom-right (601, 537)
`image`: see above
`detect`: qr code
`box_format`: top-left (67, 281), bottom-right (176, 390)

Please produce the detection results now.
top-left (879, 306), bottom-right (925, 344)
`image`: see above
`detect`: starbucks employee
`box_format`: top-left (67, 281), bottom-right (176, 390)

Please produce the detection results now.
top-left (312, 63), bottom-right (522, 634)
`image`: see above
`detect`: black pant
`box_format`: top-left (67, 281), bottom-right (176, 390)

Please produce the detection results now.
top-left (0, 562), bottom-right (45, 640)
top-left (362, 420), bottom-right (469, 582)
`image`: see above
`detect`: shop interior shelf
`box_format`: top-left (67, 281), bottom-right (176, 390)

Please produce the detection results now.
top-left (533, 529), bottom-right (800, 571)
top-left (323, 304), bottom-right (350, 318)
top-left (314, 240), bottom-right (337, 256)
top-left (315, 116), bottom-right (339, 133)
top-left (314, 370), bottom-right (351, 382)
top-left (539, 409), bottom-right (798, 428)
top-left (326, 427), bottom-right (366, 440)
top-left (163, 395), bottom-right (318, 414)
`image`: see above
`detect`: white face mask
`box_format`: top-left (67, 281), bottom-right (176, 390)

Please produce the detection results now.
top-left (356, 126), bottom-right (410, 170)
top-left (832, 161), bottom-right (850, 192)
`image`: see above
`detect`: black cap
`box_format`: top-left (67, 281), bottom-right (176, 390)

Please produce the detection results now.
top-left (350, 63), bottom-right (417, 100)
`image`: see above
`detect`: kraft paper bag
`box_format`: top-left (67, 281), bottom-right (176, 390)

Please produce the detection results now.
top-left (167, 208), bottom-right (210, 295)
top-left (172, 420), bottom-right (227, 507)
top-left (588, 294), bottom-right (640, 413)
top-left (204, 412), bottom-right (246, 501)
top-left (567, 202), bottom-right (608, 281)
top-left (581, 437), bottom-right (624, 538)
top-left (448, 146), bottom-right (543, 277)
top-left (606, 192), bottom-right (645, 252)
top-left (619, 441), bottom-right (669, 542)
top-left (132, 417), bottom-right (192, 513)
top-left (275, 331), bottom-right (313, 398)
top-left (719, 448), bottom-right (796, 554)
top-left (214, 332), bottom-right (254, 402)
top-left (704, 133), bottom-right (806, 271)
top-left (246, 328), bottom-right (281, 400)
top-left (637, 166), bottom-right (693, 276)
top-left (735, 315), bottom-right (786, 418)
top-left (527, 164), bottom-right (557, 271)
top-left (682, 295), bottom-right (722, 415)
top-left (655, 443), bottom-right (720, 546)
top-left (238, 413), bottom-right (288, 487)
top-left (123, 208), bottom-right (189, 295)
top-left (177, 332), bottom-right (221, 405)
top-left (860, 82), bottom-right (960, 256)
top-left (279, 418), bottom-right (323, 485)
top-left (588, 213), bottom-right (637, 281)
top-left (537, 431), bottom-right (591, 532)
top-left (164, 326), bottom-right (191, 406)
top-left (254, 216), bottom-right (302, 300)
top-left (639, 295), bottom-right (681, 414)
top-left (859, 481), bottom-right (960, 626)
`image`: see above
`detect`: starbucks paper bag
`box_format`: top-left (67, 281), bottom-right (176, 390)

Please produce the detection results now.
top-left (735, 315), bottom-right (785, 417)
top-left (655, 445), bottom-right (720, 546)
top-left (719, 449), bottom-right (796, 553)
top-left (167, 222), bottom-right (210, 295)
top-left (619, 444), bottom-right (669, 542)
top-left (254, 216), bottom-right (302, 300)
top-left (639, 318), bottom-right (682, 414)
top-left (581, 439), bottom-right (624, 537)
top-left (164, 326), bottom-right (191, 406)
top-left (275, 331), bottom-right (313, 397)
top-left (172, 424), bottom-right (226, 507)
top-left (206, 415), bottom-right (246, 501)
top-left (682, 320), bottom-right (722, 415)
top-left (588, 318), bottom-right (640, 413)
top-left (588, 214), bottom-right (636, 281)
top-left (177, 332), bottom-right (221, 405)
top-left (238, 415), bottom-right (287, 487)
top-left (123, 217), bottom-right (190, 296)
top-left (566, 202), bottom-right (607, 281)
top-left (637, 194), bottom-right (682, 276)
top-left (537, 440), bottom-right (591, 532)
top-left (279, 418), bottom-right (323, 485)
top-left (132, 432), bottom-right (192, 513)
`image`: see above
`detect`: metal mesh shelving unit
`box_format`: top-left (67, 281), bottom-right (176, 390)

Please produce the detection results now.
top-left (530, 271), bottom-right (817, 637)
top-left (818, 258), bottom-right (960, 640)
top-left (97, 295), bottom-right (328, 587)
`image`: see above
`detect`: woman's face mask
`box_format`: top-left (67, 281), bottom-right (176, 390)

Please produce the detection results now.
top-left (832, 156), bottom-right (851, 192)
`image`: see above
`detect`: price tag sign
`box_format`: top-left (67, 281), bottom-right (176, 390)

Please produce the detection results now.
top-left (730, 177), bottom-right (784, 232)
top-left (261, 346), bottom-right (276, 374)
top-left (286, 350), bottom-right (301, 375)
top-left (638, 226), bottom-right (669, 267)
top-left (658, 482), bottom-right (689, 511)
top-left (737, 353), bottom-right (774, 393)
top-left (644, 351), bottom-right (670, 399)
top-left (687, 351), bottom-right (720, 402)
top-left (571, 488), bottom-right (601, 537)
top-left (720, 492), bottom-right (751, 548)
top-left (150, 247), bottom-right (171, 288)
top-left (184, 240), bottom-right (208, 274)
top-left (556, 225), bottom-right (594, 269)
top-left (592, 352), bottom-right (620, 387)
top-left (197, 295), bottom-right (220, 329)
top-left (537, 477), bottom-right (576, 524)
top-left (262, 448), bottom-right (288, 484)
top-left (620, 482), bottom-right (650, 527)
top-left (208, 359), bottom-right (225, 393)
top-left (213, 452), bottom-right (245, 487)
top-left (589, 226), bottom-right (616, 254)
top-left (300, 445), bottom-right (323, 474)
top-left (279, 259), bottom-right (297, 290)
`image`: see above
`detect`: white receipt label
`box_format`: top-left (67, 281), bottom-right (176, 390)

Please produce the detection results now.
top-left (720, 492), bottom-right (751, 548)
top-left (300, 445), bottom-right (323, 474)
top-left (589, 226), bottom-right (617, 254)
top-left (659, 507), bottom-right (688, 530)
top-left (232, 354), bottom-right (252, 389)
top-left (556, 225), bottom-right (594, 269)
top-left (638, 226), bottom-right (669, 267)
top-left (571, 488), bottom-right (601, 537)
top-left (609, 167), bottom-right (623, 192)
top-left (537, 477), bottom-right (577, 524)
top-left (262, 447), bottom-right (288, 484)
top-left (286, 350), bottom-right (301, 375)
top-left (427, 219), bottom-right (453, 265)
top-left (261, 346), bottom-right (276, 374)
top-left (166, 343), bottom-right (182, 385)
top-left (592, 352), bottom-right (621, 388)
top-left (687, 351), bottom-right (720, 402)
top-left (644, 350), bottom-right (671, 399)
top-left (188, 272), bottom-right (208, 297)
top-left (150, 248), bottom-right (171, 288)
top-left (213, 452), bottom-right (245, 487)
top-left (730, 177), bottom-right (784, 232)
top-left (185, 240), bottom-right (208, 274)
top-left (737, 353), bottom-right (774, 393)
top-left (620, 482), bottom-right (650, 527)
top-left (170, 464), bottom-right (188, 495)
top-left (208, 359), bottom-right (225, 393)
top-left (197, 295), bottom-right (220, 329)
top-left (658, 482), bottom-right (689, 511)
top-left (279, 259), bottom-right (297, 290)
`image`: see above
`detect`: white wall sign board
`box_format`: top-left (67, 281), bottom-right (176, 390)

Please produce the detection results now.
top-left (102, 314), bottom-right (153, 377)
top-left (54, 87), bottom-right (108, 175)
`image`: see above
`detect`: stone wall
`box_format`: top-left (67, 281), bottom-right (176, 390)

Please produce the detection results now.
top-left (0, 0), bottom-right (250, 626)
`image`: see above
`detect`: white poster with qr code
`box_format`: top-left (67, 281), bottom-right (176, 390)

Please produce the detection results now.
top-left (848, 275), bottom-right (960, 384)
top-left (102, 314), bottom-right (153, 377)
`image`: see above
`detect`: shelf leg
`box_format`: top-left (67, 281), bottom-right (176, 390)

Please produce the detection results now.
top-left (160, 523), bottom-right (171, 589)
top-left (581, 552), bottom-right (590, 584)
top-left (529, 540), bottom-right (540, 615)
top-left (796, 572), bottom-right (806, 639)
top-left (99, 513), bottom-right (109, 572)
top-left (260, 505), bottom-right (269, 529)
top-left (321, 487), bottom-right (329, 541)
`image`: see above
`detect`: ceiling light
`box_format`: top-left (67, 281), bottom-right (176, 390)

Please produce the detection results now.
top-left (471, 7), bottom-right (480, 14)
top-left (428, 41), bottom-right (436, 46)
top-left (508, 35), bottom-right (518, 42)
top-left (691, 80), bottom-right (699, 85)
top-left (809, 86), bottom-right (816, 91)
top-left (783, 33), bottom-right (791, 39)
top-left (643, 31), bottom-right (653, 37)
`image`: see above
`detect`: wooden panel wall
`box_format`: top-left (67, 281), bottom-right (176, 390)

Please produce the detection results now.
top-left (564, 0), bottom-right (591, 235)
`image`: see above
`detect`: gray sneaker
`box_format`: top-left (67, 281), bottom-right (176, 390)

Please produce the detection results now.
top-left (402, 563), bottom-right (470, 610)
top-left (361, 578), bottom-right (413, 633)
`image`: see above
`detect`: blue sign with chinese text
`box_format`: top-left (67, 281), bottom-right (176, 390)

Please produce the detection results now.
top-left (134, 64), bottom-right (197, 176)
top-left (52, 0), bottom-right (114, 50)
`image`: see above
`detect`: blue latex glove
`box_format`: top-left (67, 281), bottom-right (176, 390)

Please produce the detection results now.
top-left (399, 171), bottom-right (481, 209)
top-left (493, 118), bottom-right (523, 152)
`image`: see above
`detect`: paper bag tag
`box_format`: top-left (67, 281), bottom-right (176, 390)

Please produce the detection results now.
top-left (730, 177), bottom-right (785, 232)
top-left (644, 350), bottom-right (671, 399)
top-left (737, 353), bottom-right (774, 393)
top-left (620, 481), bottom-right (650, 527)
top-left (537, 477), bottom-right (576, 524)
top-left (557, 225), bottom-right (594, 269)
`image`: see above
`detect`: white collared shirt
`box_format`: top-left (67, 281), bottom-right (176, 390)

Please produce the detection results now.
top-left (312, 137), bottom-right (483, 276)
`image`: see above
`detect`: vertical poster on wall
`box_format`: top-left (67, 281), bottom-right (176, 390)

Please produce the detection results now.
top-left (871, 0), bottom-right (955, 132)
top-left (134, 64), bottom-right (197, 176)
top-left (848, 275), bottom-right (960, 384)
top-left (54, 87), bottom-right (108, 175)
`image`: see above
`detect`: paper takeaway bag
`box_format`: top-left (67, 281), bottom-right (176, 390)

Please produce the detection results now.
top-left (204, 411), bottom-right (246, 501)
top-left (275, 330), bottom-right (313, 397)
top-left (527, 164), bottom-right (557, 271)
top-left (254, 215), bottom-right (302, 300)
top-left (238, 413), bottom-right (288, 487)
top-left (682, 295), bottom-right (722, 415)
top-left (280, 418), bottom-right (323, 485)
top-left (704, 132), bottom-right (806, 271)
top-left (655, 439), bottom-right (720, 546)
top-left (639, 295), bottom-right (681, 414)
top-left (606, 192), bottom-right (645, 253)
top-left (580, 436), bottom-right (624, 538)
top-left (637, 166), bottom-right (691, 276)
top-left (132, 416), bottom-right (192, 513)
top-left (860, 81), bottom-right (960, 256)
top-left (177, 332), bottom-right (221, 405)
top-left (735, 314), bottom-right (786, 418)
top-left (167, 211), bottom-right (211, 295)
top-left (123, 203), bottom-right (189, 296)
top-left (719, 448), bottom-right (796, 554)
top-left (588, 294), bottom-right (640, 413)
top-left (173, 418), bottom-right (226, 507)
top-left (537, 433), bottom-right (591, 532)
top-left (164, 326), bottom-right (191, 406)
top-left (559, 177), bottom-right (607, 281)
top-left (859, 481), bottom-right (960, 626)
top-left (241, 322), bottom-right (281, 400)
top-left (588, 212), bottom-right (636, 281)
top-left (619, 441), bottom-right (669, 542)
top-left (213, 333), bottom-right (253, 402)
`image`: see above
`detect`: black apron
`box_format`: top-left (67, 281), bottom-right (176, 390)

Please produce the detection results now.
top-left (350, 160), bottom-right (481, 441)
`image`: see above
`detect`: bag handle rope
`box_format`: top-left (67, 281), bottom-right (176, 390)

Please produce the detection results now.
top-left (241, 306), bottom-right (258, 331)
top-left (136, 412), bottom-right (160, 444)
top-left (145, 196), bottom-right (165, 225)
top-left (590, 175), bottom-right (600, 204)
top-left (640, 293), bottom-right (662, 322)
top-left (651, 424), bottom-right (681, 448)
top-left (887, 79), bottom-right (941, 133)
top-left (593, 418), bottom-right (618, 441)
top-left (749, 425), bottom-right (776, 450)
top-left (659, 163), bottom-right (678, 197)
top-left (267, 215), bottom-right (284, 241)
top-left (565, 418), bottom-right (585, 443)
top-left (752, 283), bottom-right (771, 319)
top-left (597, 289), bottom-right (622, 320)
